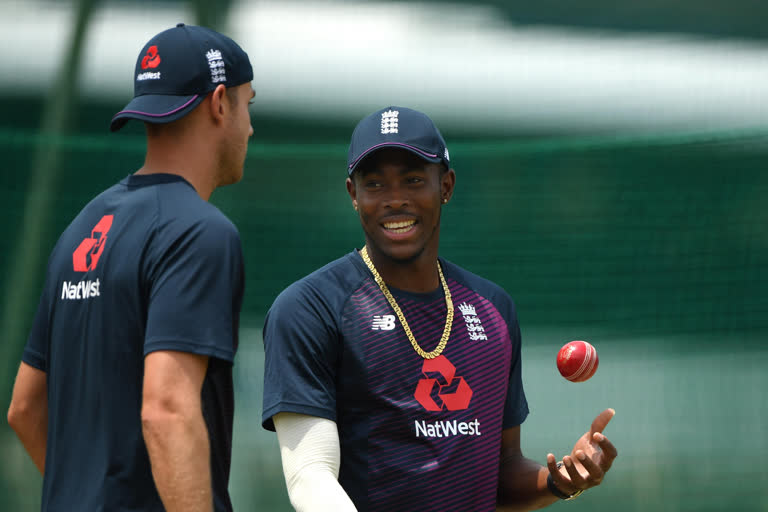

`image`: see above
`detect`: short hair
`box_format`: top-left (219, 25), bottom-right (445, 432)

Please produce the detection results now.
top-left (225, 86), bottom-right (239, 105)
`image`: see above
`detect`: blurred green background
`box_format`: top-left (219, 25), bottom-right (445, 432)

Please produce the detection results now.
top-left (1, 1), bottom-right (767, 511)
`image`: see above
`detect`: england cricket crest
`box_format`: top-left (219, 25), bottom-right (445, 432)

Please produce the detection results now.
top-left (206, 49), bottom-right (226, 83)
top-left (458, 302), bottom-right (487, 341)
top-left (381, 109), bottom-right (399, 134)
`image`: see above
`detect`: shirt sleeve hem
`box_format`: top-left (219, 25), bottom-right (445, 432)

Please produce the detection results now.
top-left (502, 405), bottom-right (530, 429)
top-left (262, 402), bottom-right (338, 432)
top-left (22, 348), bottom-right (47, 372)
top-left (144, 339), bottom-right (234, 363)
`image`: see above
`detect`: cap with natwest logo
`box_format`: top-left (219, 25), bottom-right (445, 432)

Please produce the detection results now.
top-left (110, 23), bottom-right (253, 132)
top-left (347, 106), bottom-right (450, 175)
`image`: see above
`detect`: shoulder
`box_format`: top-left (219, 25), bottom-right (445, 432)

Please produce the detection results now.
top-left (154, 192), bottom-right (240, 246)
top-left (92, 176), bottom-right (240, 241)
top-left (268, 252), bottom-right (367, 318)
top-left (441, 258), bottom-right (517, 318)
top-left (46, 182), bottom-right (125, 260)
top-left (166, 185), bottom-right (236, 227)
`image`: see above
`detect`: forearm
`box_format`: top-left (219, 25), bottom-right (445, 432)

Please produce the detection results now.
top-left (142, 409), bottom-right (212, 512)
top-left (8, 362), bottom-right (48, 475)
top-left (497, 456), bottom-right (558, 511)
top-left (288, 468), bottom-right (357, 511)
top-left (274, 413), bottom-right (357, 512)
top-left (8, 403), bottom-right (48, 475)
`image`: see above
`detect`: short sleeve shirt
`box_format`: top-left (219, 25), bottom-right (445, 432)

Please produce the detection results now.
top-left (262, 251), bottom-right (528, 511)
top-left (23, 174), bottom-right (244, 511)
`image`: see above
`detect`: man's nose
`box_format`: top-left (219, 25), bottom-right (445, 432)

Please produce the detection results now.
top-left (382, 184), bottom-right (409, 209)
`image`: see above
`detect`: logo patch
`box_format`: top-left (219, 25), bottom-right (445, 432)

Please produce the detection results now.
top-left (137, 72), bottom-right (161, 81)
top-left (372, 314), bottom-right (396, 331)
top-left (73, 215), bottom-right (113, 272)
top-left (381, 109), bottom-right (399, 134)
top-left (141, 45), bottom-right (161, 69)
top-left (61, 279), bottom-right (101, 300)
top-left (206, 49), bottom-right (226, 83)
top-left (413, 355), bottom-right (473, 411)
top-left (459, 302), bottom-right (487, 341)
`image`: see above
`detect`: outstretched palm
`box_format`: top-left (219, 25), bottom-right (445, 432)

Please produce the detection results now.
top-left (546, 408), bottom-right (618, 493)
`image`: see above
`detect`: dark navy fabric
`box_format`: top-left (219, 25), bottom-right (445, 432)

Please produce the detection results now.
top-left (346, 106), bottom-right (450, 175)
top-left (23, 173), bottom-right (244, 511)
top-left (111, 24), bottom-right (254, 131)
top-left (262, 250), bottom-right (528, 511)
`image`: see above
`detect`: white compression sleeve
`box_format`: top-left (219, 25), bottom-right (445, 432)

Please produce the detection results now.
top-left (273, 412), bottom-right (358, 512)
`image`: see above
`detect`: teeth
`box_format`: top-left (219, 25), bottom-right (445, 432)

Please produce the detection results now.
top-left (383, 220), bottom-right (415, 230)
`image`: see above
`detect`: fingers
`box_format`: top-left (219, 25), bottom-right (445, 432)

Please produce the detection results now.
top-left (549, 421), bottom-right (619, 495)
top-left (573, 450), bottom-right (604, 486)
top-left (590, 408), bottom-right (615, 435)
top-left (592, 431), bottom-right (619, 466)
top-left (546, 453), bottom-right (558, 471)
top-left (562, 455), bottom-right (588, 488)
top-left (546, 453), bottom-right (577, 494)
top-left (554, 451), bottom-right (608, 492)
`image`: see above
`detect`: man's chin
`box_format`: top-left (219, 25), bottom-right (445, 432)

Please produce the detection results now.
top-left (219, 167), bottom-right (244, 187)
top-left (373, 242), bottom-right (425, 265)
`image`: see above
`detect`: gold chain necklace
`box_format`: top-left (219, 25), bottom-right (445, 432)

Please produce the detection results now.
top-left (360, 246), bottom-right (454, 359)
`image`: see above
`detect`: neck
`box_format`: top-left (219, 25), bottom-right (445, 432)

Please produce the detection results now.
top-left (139, 125), bottom-right (219, 201)
top-left (363, 242), bottom-right (440, 293)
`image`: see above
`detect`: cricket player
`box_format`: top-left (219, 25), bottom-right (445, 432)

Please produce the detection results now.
top-left (8, 24), bottom-right (254, 512)
top-left (261, 106), bottom-right (618, 511)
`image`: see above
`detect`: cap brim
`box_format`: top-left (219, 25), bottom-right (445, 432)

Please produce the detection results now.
top-left (347, 142), bottom-right (443, 175)
top-left (110, 93), bottom-right (205, 132)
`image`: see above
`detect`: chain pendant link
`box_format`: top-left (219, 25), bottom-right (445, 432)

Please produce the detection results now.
top-left (361, 246), bottom-right (453, 359)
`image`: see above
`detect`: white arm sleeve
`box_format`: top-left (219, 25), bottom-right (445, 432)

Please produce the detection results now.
top-left (273, 412), bottom-right (358, 512)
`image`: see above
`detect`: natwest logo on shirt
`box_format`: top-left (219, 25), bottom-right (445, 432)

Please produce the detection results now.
top-left (62, 215), bottom-right (112, 301)
top-left (415, 418), bottom-right (481, 438)
top-left (414, 355), bottom-right (473, 411)
top-left (413, 356), bottom-right (480, 438)
top-left (61, 279), bottom-right (100, 300)
top-left (73, 215), bottom-right (113, 272)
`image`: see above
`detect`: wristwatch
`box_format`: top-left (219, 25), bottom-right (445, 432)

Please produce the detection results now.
top-left (547, 461), bottom-right (584, 501)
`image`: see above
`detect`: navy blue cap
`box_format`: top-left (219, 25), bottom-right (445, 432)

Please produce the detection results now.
top-left (347, 106), bottom-right (450, 175)
top-left (110, 23), bottom-right (253, 132)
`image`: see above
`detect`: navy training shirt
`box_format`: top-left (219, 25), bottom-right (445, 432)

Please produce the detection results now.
top-left (262, 251), bottom-right (529, 511)
top-left (23, 174), bottom-right (244, 511)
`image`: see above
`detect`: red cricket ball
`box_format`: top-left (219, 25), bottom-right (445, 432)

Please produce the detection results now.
top-left (557, 340), bottom-right (599, 382)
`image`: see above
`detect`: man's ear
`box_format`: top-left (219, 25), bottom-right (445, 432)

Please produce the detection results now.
top-left (346, 176), bottom-right (357, 204)
top-left (208, 84), bottom-right (228, 125)
top-left (441, 168), bottom-right (456, 203)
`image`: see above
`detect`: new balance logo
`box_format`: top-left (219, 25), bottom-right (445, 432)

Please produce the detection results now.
top-left (381, 110), bottom-right (399, 134)
top-left (372, 315), bottom-right (396, 330)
